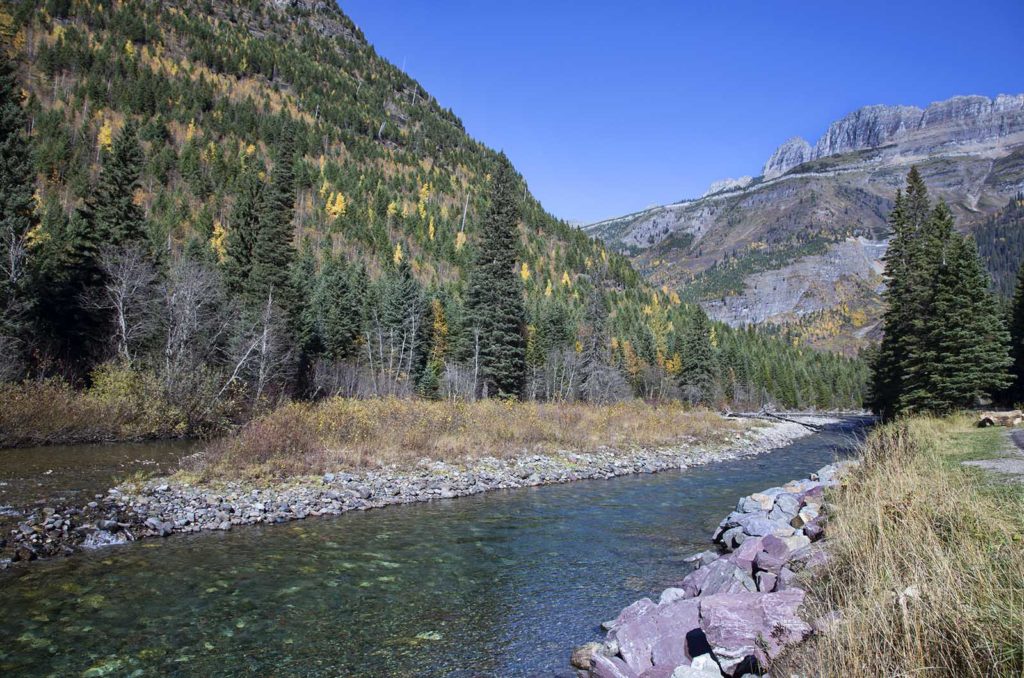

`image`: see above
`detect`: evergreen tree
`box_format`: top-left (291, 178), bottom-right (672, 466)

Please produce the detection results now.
top-left (871, 175), bottom-right (1012, 416)
top-left (0, 49), bottom-right (35, 360)
top-left (247, 143), bottom-right (296, 306)
top-left (313, 253), bottom-right (363, 361)
top-left (925, 234), bottom-right (1011, 410)
top-left (223, 162), bottom-right (263, 295)
top-left (679, 306), bottom-right (718, 404)
top-left (465, 158), bottom-right (527, 398)
top-left (1009, 258), bottom-right (1024, 402)
top-left (82, 120), bottom-right (146, 246)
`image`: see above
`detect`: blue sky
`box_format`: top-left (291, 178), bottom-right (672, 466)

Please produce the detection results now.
top-left (342, 1), bottom-right (1024, 224)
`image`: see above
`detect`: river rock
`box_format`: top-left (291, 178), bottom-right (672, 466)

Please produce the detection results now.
top-left (670, 653), bottom-right (721, 678)
top-left (699, 590), bottom-right (810, 674)
top-left (607, 597), bottom-right (701, 674)
top-left (571, 642), bottom-right (608, 670)
top-left (680, 558), bottom-right (756, 598)
top-left (590, 654), bottom-right (639, 678)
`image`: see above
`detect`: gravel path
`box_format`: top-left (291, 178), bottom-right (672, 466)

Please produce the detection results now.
top-left (962, 429), bottom-right (1024, 479)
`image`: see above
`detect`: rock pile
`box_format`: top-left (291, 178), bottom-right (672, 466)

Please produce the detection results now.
top-left (572, 461), bottom-right (856, 678)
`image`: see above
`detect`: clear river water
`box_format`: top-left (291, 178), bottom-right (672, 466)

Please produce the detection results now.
top-left (0, 421), bottom-right (865, 677)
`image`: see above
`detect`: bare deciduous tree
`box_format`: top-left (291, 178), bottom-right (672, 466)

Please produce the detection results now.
top-left (84, 245), bottom-right (159, 364)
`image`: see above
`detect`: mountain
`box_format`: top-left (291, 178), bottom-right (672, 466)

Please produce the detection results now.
top-left (0, 0), bottom-right (867, 409)
top-left (587, 94), bottom-right (1024, 353)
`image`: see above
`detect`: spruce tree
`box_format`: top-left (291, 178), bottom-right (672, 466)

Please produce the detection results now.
top-left (247, 144), bottom-right (296, 306)
top-left (224, 162), bottom-right (263, 295)
top-left (1009, 258), bottom-right (1024, 402)
top-left (314, 253), bottom-right (363, 361)
top-left (679, 306), bottom-right (718, 404)
top-left (0, 49), bottom-right (35, 350)
top-left (465, 157), bottom-right (527, 398)
top-left (82, 120), bottom-right (146, 246)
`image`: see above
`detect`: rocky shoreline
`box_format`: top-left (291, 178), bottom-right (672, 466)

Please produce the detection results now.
top-left (569, 459), bottom-right (857, 678)
top-left (2, 418), bottom-right (822, 567)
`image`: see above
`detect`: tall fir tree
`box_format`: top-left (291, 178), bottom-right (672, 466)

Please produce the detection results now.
top-left (313, 252), bottom-right (364, 361)
top-left (871, 173), bottom-right (1012, 416)
top-left (223, 161), bottom-right (263, 295)
top-left (0, 48), bottom-right (35, 351)
top-left (82, 120), bottom-right (146, 246)
top-left (465, 157), bottom-right (527, 398)
top-left (1009, 258), bottom-right (1024, 402)
top-left (679, 306), bottom-right (718, 404)
top-left (247, 142), bottom-right (296, 307)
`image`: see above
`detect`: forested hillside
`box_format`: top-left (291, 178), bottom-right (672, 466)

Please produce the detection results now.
top-left (975, 194), bottom-right (1024, 298)
top-left (0, 0), bottom-right (865, 432)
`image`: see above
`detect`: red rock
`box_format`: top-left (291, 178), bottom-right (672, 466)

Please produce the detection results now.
top-left (699, 590), bottom-right (810, 674)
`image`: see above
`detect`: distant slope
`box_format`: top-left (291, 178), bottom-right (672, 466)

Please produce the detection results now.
top-left (3, 0), bottom-right (868, 408)
top-left (588, 95), bottom-right (1024, 353)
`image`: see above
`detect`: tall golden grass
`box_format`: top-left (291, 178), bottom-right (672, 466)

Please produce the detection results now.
top-left (781, 416), bottom-right (1024, 677)
top-left (0, 366), bottom-right (186, 447)
top-left (187, 398), bottom-right (743, 480)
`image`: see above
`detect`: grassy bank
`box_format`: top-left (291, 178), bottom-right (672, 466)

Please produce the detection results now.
top-left (0, 368), bottom-right (189, 448)
top-left (185, 398), bottom-right (745, 481)
top-left (782, 416), bottom-right (1024, 676)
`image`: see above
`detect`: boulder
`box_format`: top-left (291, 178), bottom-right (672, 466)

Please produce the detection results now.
top-left (590, 654), bottom-right (640, 678)
top-left (680, 559), bottom-right (756, 598)
top-left (607, 598), bottom-right (701, 675)
top-left (604, 598), bottom-right (658, 631)
top-left (699, 590), bottom-right (811, 674)
top-left (727, 536), bottom-right (764, 574)
top-left (571, 642), bottom-right (607, 671)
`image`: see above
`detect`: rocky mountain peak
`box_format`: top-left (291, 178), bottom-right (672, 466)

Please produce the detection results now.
top-left (762, 137), bottom-right (812, 180)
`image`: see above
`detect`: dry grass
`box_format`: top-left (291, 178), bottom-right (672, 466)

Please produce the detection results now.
top-left (780, 416), bottom-right (1024, 677)
top-left (186, 398), bottom-right (744, 480)
top-left (0, 367), bottom-right (186, 448)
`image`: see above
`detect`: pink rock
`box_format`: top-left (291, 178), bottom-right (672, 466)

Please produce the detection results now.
top-left (699, 590), bottom-right (811, 674)
top-left (604, 598), bottom-right (657, 631)
top-left (680, 558), bottom-right (755, 598)
top-left (756, 570), bottom-right (777, 592)
top-left (590, 653), bottom-right (641, 678)
top-left (608, 598), bottom-right (701, 675)
top-left (727, 536), bottom-right (764, 574)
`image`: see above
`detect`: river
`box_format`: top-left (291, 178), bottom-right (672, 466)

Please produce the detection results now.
top-left (0, 420), bottom-right (865, 677)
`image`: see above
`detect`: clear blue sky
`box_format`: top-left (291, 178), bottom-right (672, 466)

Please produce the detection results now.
top-left (341, 1), bottom-right (1024, 224)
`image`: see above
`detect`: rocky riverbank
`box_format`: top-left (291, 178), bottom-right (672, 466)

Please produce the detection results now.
top-left (1, 418), bottom-right (823, 567)
top-left (570, 459), bottom-right (857, 678)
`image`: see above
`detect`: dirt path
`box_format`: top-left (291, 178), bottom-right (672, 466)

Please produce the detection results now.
top-left (962, 429), bottom-right (1024, 479)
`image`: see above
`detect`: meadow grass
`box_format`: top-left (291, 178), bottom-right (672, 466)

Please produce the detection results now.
top-left (780, 415), bottom-right (1024, 677)
top-left (185, 398), bottom-right (746, 480)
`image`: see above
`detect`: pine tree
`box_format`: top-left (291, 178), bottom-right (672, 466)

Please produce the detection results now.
top-left (1009, 258), bottom-right (1024, 402)
top-left (0, 49), bottom-right (35, 357)
top-left (223, 162), bottom-right (263, 295)
top-left (313, 252), bottom-right (363, 361)
top-left (82, 120), bottom-right (146, 246)
top-left (680, 306), bottom-right (718, 404)
top-left (465, 157), bottom-right (527, 398)
top-left (247, 143), bottom-right (296, 306)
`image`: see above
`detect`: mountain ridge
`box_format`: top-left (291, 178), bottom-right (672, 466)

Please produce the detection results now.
top-left (586, 92), bottom-right (1024, 353)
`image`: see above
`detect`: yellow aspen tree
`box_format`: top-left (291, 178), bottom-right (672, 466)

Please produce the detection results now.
top-left (428, 216), bottom-right (435, 241)
top-left (520, 262), bottom-right (530, 282)
top-left (393, 242), bottom-right (403, 265)
top-left (209, 221), bottom-right (228, 262)
top-left (455, 230), bottom-right (466, 252)
top-left (97, 120), bottom-right (114, 151)
top-left (560, 271), bottom-right (571, 287)
top-left (544, 279), bottom-right (553, 297)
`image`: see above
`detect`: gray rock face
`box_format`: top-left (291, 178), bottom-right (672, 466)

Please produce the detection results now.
top-left (763, 136), bottom-right (812, 179)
